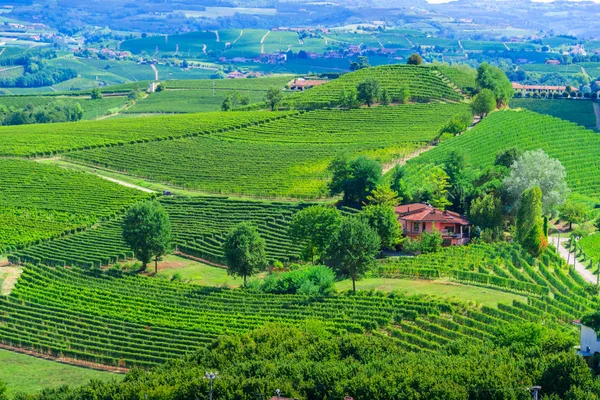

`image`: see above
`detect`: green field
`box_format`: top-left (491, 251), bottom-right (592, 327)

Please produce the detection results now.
top-left (0, 95), bottom-right (130, 120)
top-left (156, 255), bottom-right (251, 287)
top-left (284, 64), bottom-right (465, 109)
top-left (0, 110), bottom-right (291, 156)
top-left (0, 349), bottom-right (118, 396)
top-left (407, 110), bottom-right (600, 202)
top-left (510, 98), bottom-right (598, 130)
top-left (0, 242), bottom-right (592, 369)
top-left (0, 159), bottom-right (149, 254)
top-left (12, 195), bottom-right (307, 267)
top-left (66, 103), bottom-right (468, 198)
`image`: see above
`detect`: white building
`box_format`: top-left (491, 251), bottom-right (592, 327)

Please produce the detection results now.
top-left (575, 322), bottom-right (600, 356)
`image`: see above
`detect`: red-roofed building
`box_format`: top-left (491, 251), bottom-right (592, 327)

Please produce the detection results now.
top-left (395, 203), bottom-right (471, 246)
top-left (288, 78), bottom-right (328, 91)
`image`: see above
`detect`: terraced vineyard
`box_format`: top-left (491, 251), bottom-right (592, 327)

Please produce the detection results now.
top-left (0, 111), bottom-right (293, 157)
top-left (0, 243), bottom-right (593, 368)
top-left (163, 76), bottom-right (292, 90)
top-left (11, 196), bottom-right (308, 267)
top-left (285, 65), bottom-right (465, 109)
top-left (0, 159), bottom-right (149, 254)
top-left (510, 98), bottom-right (598, 130)
top-left (66, 103), bottom-right (468, 198)
top-left (407, 110), bottom-right (600, 201)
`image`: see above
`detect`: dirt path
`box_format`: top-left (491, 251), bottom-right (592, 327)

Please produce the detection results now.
top-left (214, 30), bottom-right (220, 42)
top-left (458, 40), bottom-right (464, 51)
top-left (150, 64), bottom-right (159, 81)
top-left (260, 30), bottom-right (270, 44)
top-left (0, 267), bottom-right (23, 296)
top-left (552, 237), bottom-right (596, 284)
top-left (503, 42), bottom-right (510, 51)
top-left (593, 102), bottom-right (600, 130)
top-left (0, 65), bottom-right (20, 73)
top-left (202, 44), bottom-right (207, 54)
top-left (97, 175), bottom-right (155, 193)
top-left (382, 146), bottom-right (434, 174)
top-left (233, 29), bottom-right (244, 44)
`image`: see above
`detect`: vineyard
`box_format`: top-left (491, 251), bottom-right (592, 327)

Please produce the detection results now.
top-left (11, 196), bottom-right (310, 267)
top-left (126, 76), bottom-right (293, 114)
top-left (66, 103), bottom-right (468, 198)
top-left (284, 65), bottom-right (466, 109)
top-left (0, 159), bottom-right (149, 254)
top-left (510, 98), bottom-right (598, 130)
top-left (0, 111), bottom-right (294, 157)
top-left (578, 233), bottom-right (600, 272)
top-left (407, 110), bottom-right (600, 202)
top-left (0, 242), bottom-right (593, 368)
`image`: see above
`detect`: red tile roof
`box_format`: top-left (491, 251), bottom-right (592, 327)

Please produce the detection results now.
top-left (395, 203), bottom-right (470, 225)
top-left (512, 82), bottom-right (578, 92)
top-left (289, 79), bottom-right (328, 88)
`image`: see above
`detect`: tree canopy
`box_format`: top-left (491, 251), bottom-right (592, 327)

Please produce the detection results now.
top-left (407, 54), bottom-right (423, 65)
top-left (470, 88), bottom-right (496, 117)
top-left (356, 78), bottom-right (380, 107)
top-left (476, 62), bottom-right (514, 106)
top-left (326, 217), bottom-right (380, 292)
top-left (503, 149), bottom-right (569, 215)
top-left (289, 206), bottom-right (342, 264)
top-left (328, 155), bottom-right (382, 205)
top-left (266, 87), bottom-right (283, 111)
top-left (361, 204), bottom-right (403, 250)
top-left (516, 186), bottom-right (548, 257)
top-left (122, 201), bottom-right (173, 272)
top-left (223, 222), bottom-right (267, 286)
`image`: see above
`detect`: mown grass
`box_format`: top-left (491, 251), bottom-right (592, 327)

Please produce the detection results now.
top-left (0, 349), bottom-right (119, 396)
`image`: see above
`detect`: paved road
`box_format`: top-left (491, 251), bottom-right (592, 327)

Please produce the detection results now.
top-left (552, 236), bottom-right (596, 283)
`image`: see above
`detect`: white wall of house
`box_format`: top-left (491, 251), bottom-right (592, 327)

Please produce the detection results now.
top-left (580, 325), bottom-right (600, 355)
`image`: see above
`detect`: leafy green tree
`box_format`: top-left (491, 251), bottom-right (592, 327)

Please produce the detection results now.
top-left (420, 229), bottom-right (443, 253)
top-left (156, 83), bottom-right (165, 92)
top-left (393, 87), bottom-right (410, 104)
top-left (0, 381), bottom-right (6, 400)
top-left (90, 87), bottom-right (102, 100)
top-left (266, 87), bottom-right (283, 111)
top-left (503, 149), bottom-right (569, 216)
top-left (356, 79), bottom-right (380, 107)
top-left (326, 217), bottom-right (380, 292)
top-left (328, 155), bottom-right (382, 205)
top-left (221, 95), bottom-right (232, 111)
top-left (495, 147), bottom-right (521, 169)
top-left (540, 352), bottom-right (595, 399)
top-left (289, 206), bottom-right (342, 264)
top-left (516, 186), bottom-right (547, 257)
top-left (390, 165), bottom-right (411, 203)
top-left (223, 222), bottom-right (267, 286)
top-left (350, 55), bottom-right (370, 71)
top-left (559, 201), bottom-right (588, 230)
top-left (365, 184), bottom-right (400, 206)
top-left (407, 53), bottom-right (423, 65)
top-left (443, 150), bottom-right (473, 214)
top-left (469, 194), bottom-right (503, 231)
top-left (122, 201), bottom-right (173, 272)
top-left (417, 167), bottom-right (451, 210)
top-left (380, 88), bottom-right (390, 105)
top-left (476, 62), bottom-right (514, 106)
top-left (361, 204), bottom-right (402, 250)
top-left (470, 88), bottom-right (496, 117)
top-left (339, 89), bottom-right (360, 109)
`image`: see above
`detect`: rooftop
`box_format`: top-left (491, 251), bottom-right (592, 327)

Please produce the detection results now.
top-left (395, 203), bottom-right (470, 225)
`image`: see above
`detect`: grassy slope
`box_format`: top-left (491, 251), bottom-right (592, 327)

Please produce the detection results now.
top-left (510, 98), bottom-right (598, 130)
top-left (0, 349), bottom-right (118, 396)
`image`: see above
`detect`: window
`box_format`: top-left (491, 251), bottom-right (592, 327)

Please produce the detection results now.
top-left (422, 222), bottom-right (426, 231)
top-left (413, 222), bottom-right (419, 232)
top-left (446, 226), bottom-right (455, 234)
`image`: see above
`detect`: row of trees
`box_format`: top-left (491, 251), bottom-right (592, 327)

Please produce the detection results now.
top-left (11, 321), bottom-right (599, 400)
top-left (0, 101), bottom-right (84, 126)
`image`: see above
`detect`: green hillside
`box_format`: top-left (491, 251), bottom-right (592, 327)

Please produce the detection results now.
top-left (407, 110), bottom-right (600, 202)
top-left (510, 98), bottom-right (598, 130)
top-left (285, 65), bottom-right (465, 109)
top-left (66, 103), bottom-right (468, 198)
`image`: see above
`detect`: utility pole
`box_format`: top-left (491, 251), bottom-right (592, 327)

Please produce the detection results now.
top-left (531, 386), bottom-right (541, 400)
top-left (204, 371), bottom-right (218, 400)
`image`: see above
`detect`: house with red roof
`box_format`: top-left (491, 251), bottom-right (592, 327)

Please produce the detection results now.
top-left (395, 203), bottom-right (471, 246)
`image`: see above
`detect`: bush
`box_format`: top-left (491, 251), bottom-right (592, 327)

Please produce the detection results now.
top-left (260, 265), bottom-right (335, 296)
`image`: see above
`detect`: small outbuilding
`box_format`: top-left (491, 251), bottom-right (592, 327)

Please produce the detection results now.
top-left (395, 203), bottom-right (471, 246)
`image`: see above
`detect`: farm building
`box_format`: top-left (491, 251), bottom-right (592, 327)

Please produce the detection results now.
top-left (395, 203), bottom-right (471, 246)
top-left (511, 82), bottom-right (577, 94)
top-left (574, 321), bottom-right (600, 357)
top-left (288, 78), bottom-right (328, 91)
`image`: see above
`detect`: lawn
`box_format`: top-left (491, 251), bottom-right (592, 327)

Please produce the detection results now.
top-left (154, 256), bottom-right (523, 307)
top-left (0, 349), bottom-right (119, 396)
top-left (334, 278), bottom-right (526, 307)
top-left (155, 255), bottom-right (250, 287)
